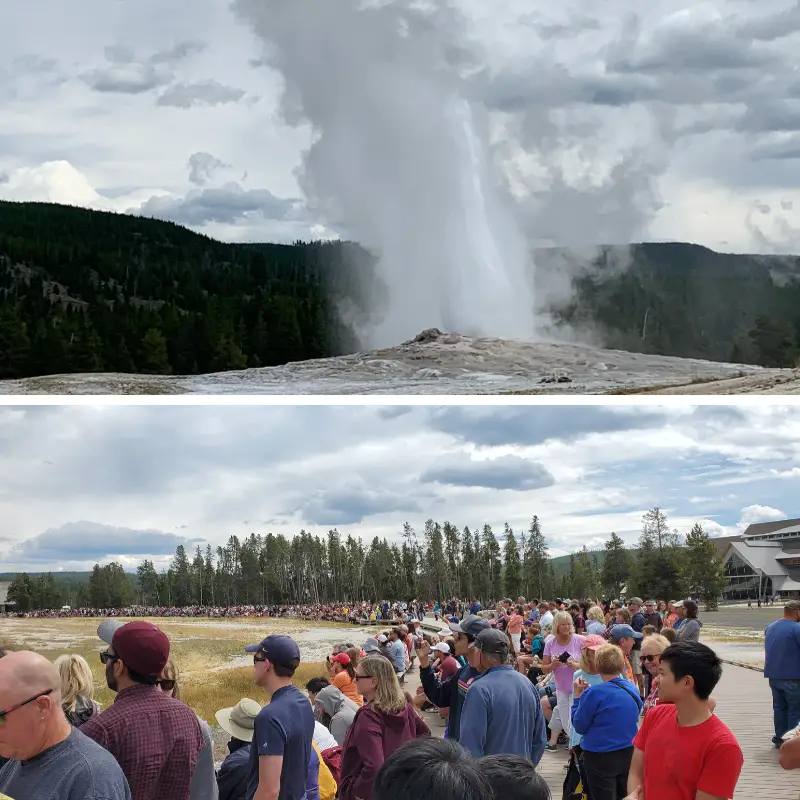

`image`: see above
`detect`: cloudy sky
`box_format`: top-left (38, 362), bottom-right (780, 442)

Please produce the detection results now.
top-left (2, 0), bottom-right (800, 253)
top-left (1, 403), bottom-right (798, 573)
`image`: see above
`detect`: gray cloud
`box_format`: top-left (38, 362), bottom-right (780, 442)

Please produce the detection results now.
top-left (188, 152), bottom-right (231, 185)
top-left (8, 521), bottom-right (194, 562)
top-left (157, 80), bottom-right (246, 108)
top-left (81, 62), bottom-right (172, 94)
top-left (428, 407), bottom-right (669, 448)
top-left (134, 183), bottom-right (304, 226)
top-left (420, 455), bottom-right (555, 491)
top-left (299, 489), bottom-right (421, 526)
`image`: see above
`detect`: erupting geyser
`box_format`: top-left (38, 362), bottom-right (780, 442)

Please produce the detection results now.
top-left (233, 0), bottom-right (536, 346)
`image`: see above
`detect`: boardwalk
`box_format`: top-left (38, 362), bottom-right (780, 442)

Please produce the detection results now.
top-left (408, 661), bottom-right (800, 799)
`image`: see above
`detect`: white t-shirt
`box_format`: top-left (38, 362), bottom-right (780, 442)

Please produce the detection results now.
top-left (540, 611), bottom-right (554, 630)
top-left (313, 721), bottom-right (338, 751)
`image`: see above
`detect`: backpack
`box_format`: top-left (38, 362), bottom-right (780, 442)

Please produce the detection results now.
top-left (562, 751), bottom-right (589, 800)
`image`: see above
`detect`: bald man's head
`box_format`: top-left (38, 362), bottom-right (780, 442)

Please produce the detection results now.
top-left (0, 651), bottom-right (68, 761)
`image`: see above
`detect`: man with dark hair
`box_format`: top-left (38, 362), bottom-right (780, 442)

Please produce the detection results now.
top-left (764, 599), bottom-right (800, 746)
top-left (305, 678), bottom-right (330, 705)
top-left (478, 754), bottom-right (551, 800)
top-left (245, 635), bottom-right (314, 800)
top-left (81, 620), bottom-right (204, 800)
top-left (459, 629), bottom-right (546, 762)
top-left (627, 641), bottom-right (742, 800)
top-left (374, 738), bottom-right (492, 800)
top-left (416, 614), bottom-right (489, 743)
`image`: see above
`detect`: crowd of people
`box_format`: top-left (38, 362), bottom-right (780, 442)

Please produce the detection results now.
top-left (0, 595), bottom-right (797, 800)
top-left (5, 602), bottom-right (421, 625)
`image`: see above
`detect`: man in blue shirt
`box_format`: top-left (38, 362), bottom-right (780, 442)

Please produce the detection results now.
top-left (244, 635), bottom-right (314, 800)
top-left (765, 600), bottom-right (800, 746)
top-left (387, 628), bottom-right (407, 678)
top-left (459, 629), bottom-right (546, 763)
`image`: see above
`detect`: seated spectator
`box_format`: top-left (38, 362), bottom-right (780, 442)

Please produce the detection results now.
top-left (54, 654), bottom-right (100, 728)
top-left (0, 650), bottom-right (131, 800)
top-left (215, 699), bottom-right (261, 800)
top-left (329, 653), bottom-right (363, 707)
top-left (306, 677), bottom-right (330, 704)
top-left (374, 738), bottom-right (492, 800)
top-left (478, 754), bottom-right (551, 800)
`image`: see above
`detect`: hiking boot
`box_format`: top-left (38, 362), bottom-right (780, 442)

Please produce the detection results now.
top-left (545, 743), bottom-right (558, 753)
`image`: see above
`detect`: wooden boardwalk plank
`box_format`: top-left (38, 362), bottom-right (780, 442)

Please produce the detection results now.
top-left (407, 661), bottom-right (800, 799)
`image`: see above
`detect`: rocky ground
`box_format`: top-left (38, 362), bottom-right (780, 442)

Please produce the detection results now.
top-left (1, 329), bottom-right (795, 395)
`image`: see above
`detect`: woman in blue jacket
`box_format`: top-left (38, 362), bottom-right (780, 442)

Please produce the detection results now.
top-left (570, 644), bottom-right (642, 800)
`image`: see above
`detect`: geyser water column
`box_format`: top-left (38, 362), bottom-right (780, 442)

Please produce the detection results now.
top-left (233, 0), bottom-right (536, 346)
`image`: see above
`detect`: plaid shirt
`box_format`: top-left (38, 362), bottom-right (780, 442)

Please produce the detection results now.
top-left (81, 683), bottom-right (203, 800)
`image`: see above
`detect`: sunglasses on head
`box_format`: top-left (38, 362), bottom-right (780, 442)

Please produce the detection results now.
top-left (157, 679), bottom-right (176, 692)
top-left (0, 689), bottom-right (54, 725)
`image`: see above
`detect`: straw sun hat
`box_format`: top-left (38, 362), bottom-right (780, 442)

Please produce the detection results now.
top-left (215, 698), bottom-right (261, 742)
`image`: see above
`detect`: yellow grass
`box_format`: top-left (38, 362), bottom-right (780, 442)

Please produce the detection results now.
top-left (0, 617), bottom-right (329, 725)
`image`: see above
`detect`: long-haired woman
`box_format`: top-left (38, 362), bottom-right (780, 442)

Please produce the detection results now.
top-left (338, 656), bottom-right (430, 800)
top-left (330, 652), bottom-right (363, 707)
top-left (54, 654), bottom-right (100, 727)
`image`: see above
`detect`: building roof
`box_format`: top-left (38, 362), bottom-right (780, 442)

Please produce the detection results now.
top-left (743, 517), bottom-right (800, 537)
top-left (727, 540), bottom-right (785, 576)
top-left (713, 534), bottom-right (743, 556)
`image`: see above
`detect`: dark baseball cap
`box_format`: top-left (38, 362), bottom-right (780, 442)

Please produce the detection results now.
top-left (470, 629), bottom-right (510, 654)
top-left (244, 634), bottom-right (301, 666)
top-left (610, 624), bottom-right (642, 641)
top-left (448, 614), bottom-right (489, 638)
top-left (103, 621), bottom-right (171, 677)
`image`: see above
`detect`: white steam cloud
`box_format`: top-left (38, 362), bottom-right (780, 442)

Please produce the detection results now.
top-left (232, 0), bottom-right (537, 346)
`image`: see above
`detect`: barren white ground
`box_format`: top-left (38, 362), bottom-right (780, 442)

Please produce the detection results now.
top-left (2, 333), bottom-right (798, 395)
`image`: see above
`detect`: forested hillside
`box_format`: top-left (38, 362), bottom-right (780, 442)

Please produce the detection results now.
top-left (1, 201), bottom-right (799, 380)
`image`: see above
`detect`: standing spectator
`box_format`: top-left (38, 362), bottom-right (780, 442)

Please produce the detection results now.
top-left (585, 606), bottom-right (607, 636)
top-left (458, 629), bottom-right (546, 762)
top-left (764, 599), bottom-right (800, 747)
top-left (627, 642), bottom-right (743, 800)
top-left (643, 601), bottom-right (663, 632)
top-left (215, 699), bottom-right (261, 800)
top-left (244, 635), bottom-right (314, 800)
top-left (608, 624), bottom-right (641, 684)
top-left (416, 614), bottom-right (488, 743)
top-left (571, 644), bottom-right (642, 800)
top-left (540, 611), bottom-right (583, 742)
top-left (506, 606), bottom-right (525, 654)
top-left (387, 629), bottom-right (407, 682)
top-left (338, 656), bottom-right (430, 800)
top-left (54, 654), bottom-right (100, 727)
top-left (676, 600), bottom-right (701, 643)
top-left (627, 598), bottom-right (646, 696)
top-left (81, 620), bottom-right (204, 800)
top-left (0, 650), bottom-right (131, 800)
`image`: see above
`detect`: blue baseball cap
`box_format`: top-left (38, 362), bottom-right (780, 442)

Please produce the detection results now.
top-left (448, 615), bottom-right (460, 623)
top-left (610, 624), bottom-right (642, 641)
top-left (244, 634), bottom-right (301, 665)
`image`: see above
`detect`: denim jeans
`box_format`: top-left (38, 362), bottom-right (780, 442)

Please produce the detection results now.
top-left (769, 678), bottom-right (800, 744)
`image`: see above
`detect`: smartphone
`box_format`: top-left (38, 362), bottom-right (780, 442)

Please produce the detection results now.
top-left (558, 651), bottom-right (570, 663)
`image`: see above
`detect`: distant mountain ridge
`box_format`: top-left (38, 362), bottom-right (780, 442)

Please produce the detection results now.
top-left (1, 200), bottom-right (798, 381)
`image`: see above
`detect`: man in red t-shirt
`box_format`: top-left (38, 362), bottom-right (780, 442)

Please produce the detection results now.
top-left (626, 641), bottom-right (742, 800)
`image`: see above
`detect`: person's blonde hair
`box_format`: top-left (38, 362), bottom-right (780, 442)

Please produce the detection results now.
top-left (641, 633), bottom-right (670, 654)
top-left (579, 647), bottom-right (597, 673)
top-left (359, 656), bottom-right (406, 715)
top-left (162, 657), bottom-right (182, 700)
top-left (595, 644), bottom-right (625, 676)
top-left (586, 606), bottom-right (604, 623)
top-left (54, 654), bottom-right (95, 713)
top-left (552, 611), bottom-right (574, 635)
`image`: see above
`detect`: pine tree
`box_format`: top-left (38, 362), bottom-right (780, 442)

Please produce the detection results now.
top-left (482, 524), bottom-right (502, 601)
top-left (683, 523), bottom-right (726, 610)
top-left (523, 515), bottom-right (549, 600)
top-left (140, 328), bottom-right (171, 374)
top-left (503, 523), bottom-right (522, 598)
top-left (602, 532), bottom-right (631, 598)
top-left (572, 546), bottom-right (597, 598)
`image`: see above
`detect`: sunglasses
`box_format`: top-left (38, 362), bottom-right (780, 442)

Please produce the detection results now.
top-left (642, 654), bottom-right (660, 663)
top-left (157, 679), bottom-right (176, 692)
top-left (354, 673), bottom-right (374, 681)
top-left (0, 689), bottom-right (54, 725)
top-left (253, 652), bottom-right (268, 664)
top-left (100, 651), bottom-right (119, 665)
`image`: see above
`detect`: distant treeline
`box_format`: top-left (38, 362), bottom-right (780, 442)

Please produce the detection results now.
top-left (4, 509), bottom-right (726, 611)
top-left (0, 201), bottom-right (799, 380)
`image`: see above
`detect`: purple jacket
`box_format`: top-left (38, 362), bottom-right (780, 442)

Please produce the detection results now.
top-left (338, 702), bottom-right (429, 800)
